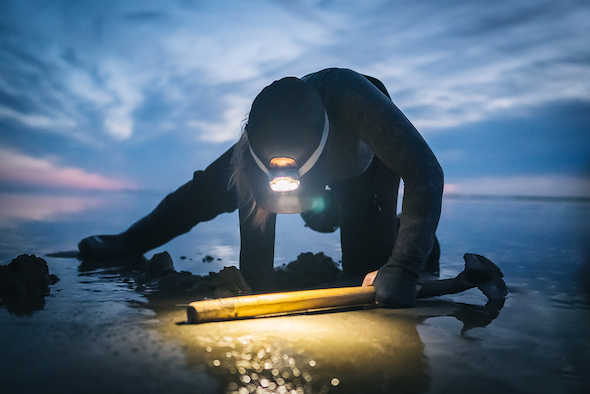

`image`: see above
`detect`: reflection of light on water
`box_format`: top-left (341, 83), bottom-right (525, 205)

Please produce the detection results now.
top-left (170, 310), bottom-right (428, 394)
top-left (206, 339), bottom-right (325, 393)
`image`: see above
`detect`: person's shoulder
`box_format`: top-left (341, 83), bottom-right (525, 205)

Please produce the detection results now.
top-left (303, 68), bottom-right (372, 101)
top-left (302, 67), bottom-right (362, 84)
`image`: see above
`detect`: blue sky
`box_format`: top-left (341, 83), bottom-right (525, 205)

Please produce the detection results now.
top-left (1, 0), bottom-right (589, 197)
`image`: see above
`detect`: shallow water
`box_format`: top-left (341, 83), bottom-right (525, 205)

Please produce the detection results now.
top-left (0, 191), bottom-right (589, 393)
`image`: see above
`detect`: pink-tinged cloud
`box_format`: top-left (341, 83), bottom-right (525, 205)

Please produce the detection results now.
top-left (0, 148), bottom-right (139, 190)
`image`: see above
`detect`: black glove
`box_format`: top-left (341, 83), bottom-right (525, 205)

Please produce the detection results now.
top-left (372, 259), bottom-right (419, 308)
top-left (78, 234), bottom-right (133, 259)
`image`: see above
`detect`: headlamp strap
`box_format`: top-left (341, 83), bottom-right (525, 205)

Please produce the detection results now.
top-left (248, 112), bottom-right (329, 176)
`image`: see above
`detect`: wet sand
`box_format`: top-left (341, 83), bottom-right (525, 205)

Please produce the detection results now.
top-left (1, 192), bottom-right (589, 393)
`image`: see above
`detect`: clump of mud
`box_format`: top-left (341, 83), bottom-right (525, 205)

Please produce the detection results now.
top-left (137, 251), bottom-right (343, 298)
top-left (76, 251), bottom-right (345, 307)
top-left (136, 252), bottom-right (252, 301)
top-left (272, 252), bottom-right (343, 290)
top-left (0, 251), bottom-right (344, 315)
top-left (0, 254), bottom-right (60, 315)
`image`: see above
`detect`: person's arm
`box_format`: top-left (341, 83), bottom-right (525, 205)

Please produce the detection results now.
top-left (329, 69), bottom-right (444, 307)
top-left (239, 207), bottom-right (277, 292)
top-left (79, 147), bottom-right (239, 258)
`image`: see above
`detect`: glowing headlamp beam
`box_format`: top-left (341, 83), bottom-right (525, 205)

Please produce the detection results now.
top-left (269, 175), bottom-right (300, 192)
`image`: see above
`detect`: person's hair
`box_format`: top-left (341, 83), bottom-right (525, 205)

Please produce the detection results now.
top-left (229, 121), bottom-right (273, 229)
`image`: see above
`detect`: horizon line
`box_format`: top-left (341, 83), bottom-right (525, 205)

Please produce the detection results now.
top-left (1, 187), bottom-right (589, 204)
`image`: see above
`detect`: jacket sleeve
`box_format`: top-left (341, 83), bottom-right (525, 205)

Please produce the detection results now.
top-left (327, 69), bottom-right (444, 306)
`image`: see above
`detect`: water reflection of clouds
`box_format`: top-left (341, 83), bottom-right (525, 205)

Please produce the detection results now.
top-left (189, 243), bottom-right (240, 274)
top-left (0, 192), bottom-right (105, 227)
top-left (205, 244), bottom-right (239, 263)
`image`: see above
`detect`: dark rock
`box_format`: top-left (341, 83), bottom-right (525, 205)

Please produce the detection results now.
top-left (202, 255), bottom-right (215, 263)
top-left (156, 271), bottom-right (217, 294)
top-left (0, 254), bottom-right (58, 296)
top-left (213, 266), bottom-right (252, 297)
top-left (0, 254), bottom-right (60, 315)
top-left (152, 266), bottom-right (252, 299)
top-left (145, 252), bottom-right (175, 278)
top-left (273, 252), bottom-right (342, 290)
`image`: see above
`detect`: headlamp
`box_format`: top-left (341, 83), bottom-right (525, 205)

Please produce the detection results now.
top-left (268, 157), bottom-right (300, 192)
top-left (249, 112), bottom-right (329, 193)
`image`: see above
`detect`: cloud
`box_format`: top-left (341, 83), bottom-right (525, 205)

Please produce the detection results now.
top-left (0, 0), bottom-right (341, 144)
top-left (100, 60), bottom-right (145, 140)
top-left (186, 94), bottom-right (250, 143)
top-left (353, 0), bottom-right (590, 132)
top-left (4, 0), bottom-right (587, 145)
top-left (157, 1), bottom-right (335, 83)
top-left (0, 106), bottom-right (75, 129)
top-left (0, 148), bottom-right (138, 190)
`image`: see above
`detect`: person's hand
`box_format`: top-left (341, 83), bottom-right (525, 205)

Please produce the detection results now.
top-left (372, 263), bottom-right (418, 308)
top-left (362, 270), bottom-right (378, 287)
top-left (78, 234), bottom-right (131, 259)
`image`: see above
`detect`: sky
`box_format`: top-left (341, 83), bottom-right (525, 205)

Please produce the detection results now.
top-left (1, 0), bottom-right (589, 198)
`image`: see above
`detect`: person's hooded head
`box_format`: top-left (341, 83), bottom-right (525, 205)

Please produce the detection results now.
top-left (234, 77), bottom-right (330, 215)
